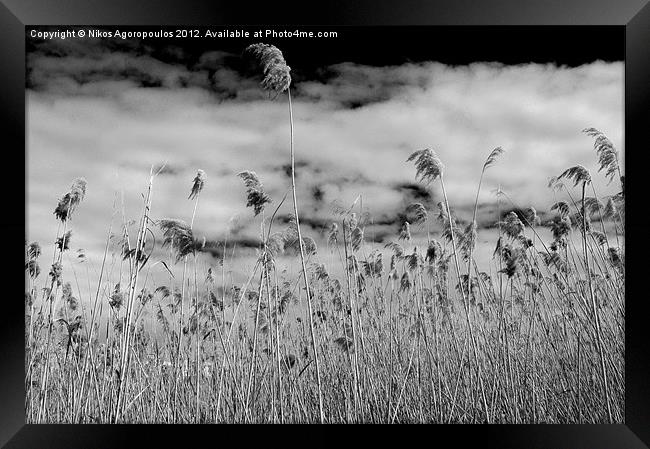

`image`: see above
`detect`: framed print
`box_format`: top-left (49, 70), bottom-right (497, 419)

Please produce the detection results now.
top-left (2, 0), bottom-right (649, 447)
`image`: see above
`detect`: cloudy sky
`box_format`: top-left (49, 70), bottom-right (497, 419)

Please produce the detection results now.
top-left (26, 28), bottom-right (623, 269)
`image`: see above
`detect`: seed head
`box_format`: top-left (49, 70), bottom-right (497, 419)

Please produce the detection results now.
top-left (583, 128), bottom-right (620, 184)
top-left (547, 176), bottom-right (565, 191)
top-left (497, 244), bottom-right (522, 278)
top-left (523, 207), bottom-right (539, 226)
top-left (400, 271), bottom-right (412, 291)
top-left (159, 219), bottom-right (197, 261)
top-left (302, 236), bottom-right (318, 256)
top-left (245, 43), bottom-right (292, 96)
top-left (551, 216), bottom-right (572, 241)
top-left (344, 213), bottom-right (358, 236)
top-left (49, 262), bottom-right (63, 286)
top-left (278, 215), bottom-right (317, 257)
top-left (551, 201), bottom-right (570, 218)
top-left (501, 212), bottom-right (525, 239)
top-left (570, 212), bottom-right (591, 233)
top-left (407, 149), bottom-right (444, 184)
top-left (558, 165), bottom-right (591, 187)
top-left (327, 222), bottom-right (339, 245)
top-left (425, 240), bottom-right (442, 264)
top-left (26, 259), bottom-right (40, 278)
top-left (27, 242), bottom-right (41, 260)
top-left (238, 171), bottom-right (271, 216)
top-left (542, 251), bottom-right (567, 273)
top-left (109, 283), bottom-right (124, 310)
top-left (62, 282), bottom-right (78, 311)
top-left (188, 169), bottom-right (206, 200)
top-left (361, 252), bottom-right (383, 278)
top-left (54, 178), bottom-right (87, 222)
top-left (459, 221), bottom-right (477, 257)
top-left (483, 147), bottom-right (505, 171)
top-left (608, 247), bottom-right (623, 270)
top-left (56, 231), bottom-right (72, 252)
top-left (603, 197), bottom-right (617, 219)
top-left (583, 197), bottom-right (604, 217)
top-left (398, 221), bottom-right (411, 241)
top-left (406, 248), bottom-right (423, 272)
top-left (592, 231), bottom-right (607, 246)
top-left (350, 226), bottom-right (364, 252)
top-left (385, 241), bottom-right (404, 259)
top-left (405, 203), bottom-right (428, 225)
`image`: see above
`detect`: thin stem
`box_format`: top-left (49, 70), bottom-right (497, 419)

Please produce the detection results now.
top-left (287, 89), bottom-right (325, 423)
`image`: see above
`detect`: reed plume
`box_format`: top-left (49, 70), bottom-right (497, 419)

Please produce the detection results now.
top-left (459, 221), bottom-right (477, 259)
top-left (54, 178), bottom-right (87, 222)
top-left (406, 248), bottom-right (423, 272)
top-left (400, 271), bottom-right (412, 291)
top-left (242, 44), bottom-right (329, 419)
top-left (188, 169), bottom-right (206, 201)
top-left (26, 260), bottom-right (40, 278)
top-left (558, 165), bottom-right (591, 187)
top-left (274, 214), bottom-right (318, 256)
top-left (583, 197), bottom-right (604, 218)
top-left (159, 219), bottom-right (197, 262)
top-left (385, 241), bottom-right (404, 259)
top-left (551, 201), bottom-right (570, 218)
top-left (408, 145), bottom-right (490, 421)
top-left (238, 171), bottom-right (271, 216)
top-left (425, 240), bottom-right (442, 264)
top-left (28, 242), bottom-right (41, 260)
top-left (583, 128), bottom-right (620, 185)
top-left (467, 147), bottom-right (504, 304)
top-left (405, 203), bottom-right (428, 225)
top-left (550, 216), bottom-right (572, 242)
top-left (350, 226), bottom-right (364, 251)
top-left (603, 197), bottom-right (617, 219)
top-left (49, 262), bottom-right (63, 286)
top-left (524, 207), bottom-right (539, 226)
top-left (398, 221), bottom-right (411, 241)
top-left (26, 242), bottom-right (42, 278)
top-left (406, 149), bottom-right (444, 184)
top-left (361, 252), bottom-right (384, 278)
top-left (501, 212), bottom-right (525, 239)
top-left (327, 223), bottom-right (339, 245)
top-left (55, 231), bottom-right (72, 252)
top-left (483, 146), bottom-right (505, 171)
top-left (497, 244), bottom-right (522, 278)
top-left (245, 43), bottom-right (291, 96)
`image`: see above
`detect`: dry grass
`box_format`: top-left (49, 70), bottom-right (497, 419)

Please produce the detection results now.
top-left (24, 44), bottom-right (624, 423)
top-left (24, 139), bottom-right (625, 423)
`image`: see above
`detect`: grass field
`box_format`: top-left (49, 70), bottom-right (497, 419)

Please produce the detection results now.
top-left (25, 44), bottom-right (625, 424)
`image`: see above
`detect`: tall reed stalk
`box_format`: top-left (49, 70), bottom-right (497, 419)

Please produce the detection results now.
top-left (245, 43), bottom-right (325, 423)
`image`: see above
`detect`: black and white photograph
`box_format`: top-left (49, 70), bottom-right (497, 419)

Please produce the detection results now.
top-left (24, 25), bottom-right (625, 424)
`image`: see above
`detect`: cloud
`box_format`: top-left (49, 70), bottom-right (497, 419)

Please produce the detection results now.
top-left (297, 62), bottom-right (431, 107)
top-left (26, 42), bottom-right (623, 272)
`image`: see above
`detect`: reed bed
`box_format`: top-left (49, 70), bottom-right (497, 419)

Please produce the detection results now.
top-left (24, 44), bottom-right (624, 424)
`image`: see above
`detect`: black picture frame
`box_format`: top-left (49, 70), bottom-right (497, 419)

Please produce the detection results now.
top-left (3, 0), bottom-right (649, 447)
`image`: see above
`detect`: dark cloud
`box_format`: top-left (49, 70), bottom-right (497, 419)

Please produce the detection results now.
top-left (27, 35), bottom-right (260, 99)
top-left (296, 62), bottom-right (430, 108)
top-left (198, 236), bottom-right (260, 260)
top-left (275, 214), bottom-right (331, 234)
top-left (393, 182), bottom-right (435, 206)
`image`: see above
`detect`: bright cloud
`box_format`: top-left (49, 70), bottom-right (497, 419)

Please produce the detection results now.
top-left (26, 43), bottom-right (623, 267)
